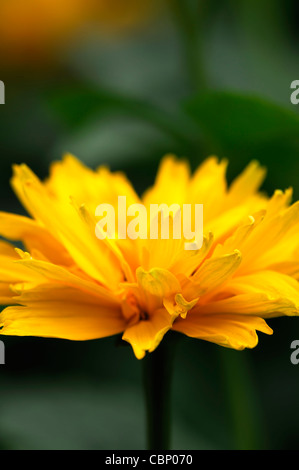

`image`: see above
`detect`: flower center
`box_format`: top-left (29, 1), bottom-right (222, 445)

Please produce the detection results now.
top-left (139, 309), bottom-right (149, 321)
top-left (121, 292), bottom-right (149, 324)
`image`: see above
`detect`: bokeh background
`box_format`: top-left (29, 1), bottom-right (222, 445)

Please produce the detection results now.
top-left (1, 0), bottom-right (299, 450)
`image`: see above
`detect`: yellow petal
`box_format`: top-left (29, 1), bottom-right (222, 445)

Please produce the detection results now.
top-left (139, 211), bottom-right (185, 272)
top-left (47, 153), bottom-right (140, 211)
top-left (163, 293), bottom-right (198, 319)
top-left (122, 307), bottom-right (174, 359)
top-left (133, 266), bottom-right (182, 315)
top-left (190, 250), bottom-right (242, 296)
top-left (188, 156), bottom-right (228, 221)
top-left (0, 284), bottom-right (126, 340)
top-left (0, 242), bottom-right (42, 304)
top-left (170, 232), bottom-right (214, 278)
top-left (0, 249), bottom-right (43, 285)
top-left (265, 188), bottom-right (293, 216)
top-left (173, 312), bottom-right (272, 350)
top-left (0, 282), bottom-right (15, 305)
top-left (239, 201), bottom-right (299, 273)
top-left (0, 211), bottom-right (71, 265)
top-left (0, 240), bottom-right (17, 257)
top-left (195, 293), bottom-right (297, 318)
top-left (226, 160), bottom-right (267, 207)
top-left (202, 160), bottom-right (267, 242)
top-left (142, 154), bottom-right (190, 207)
top-left (212, 216), bottom-right (256, 257)
top-left (136, 266), bottom-right (181, 302)
top-left (218, 270), bottom-right (299, 318)
top-left (14, 251), bottom-right (120, 305)
top-left (211, 192), bottom-right (299, 275)
top-left (76, 202), bottom-right (135, 283)
top-left (11, 164), bottom-right (123, 288)
top-left (205, 198), bottom-right (267, 244)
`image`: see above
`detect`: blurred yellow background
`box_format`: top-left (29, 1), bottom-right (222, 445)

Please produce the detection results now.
top-left (0, 0), bottom-right (161, 69)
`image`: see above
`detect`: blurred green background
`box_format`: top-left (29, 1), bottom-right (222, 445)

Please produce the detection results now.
top-left (1, 0), bottom-right (299, 450)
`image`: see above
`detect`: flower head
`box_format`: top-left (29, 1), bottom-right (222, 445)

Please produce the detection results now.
top-left (0, 154), bottom-right (299, 359)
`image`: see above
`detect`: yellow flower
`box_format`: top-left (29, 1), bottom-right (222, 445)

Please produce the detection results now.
top-left (0, 0), bottom-right (160, 68)
top-left (1, 154), bottom-right (299, 359)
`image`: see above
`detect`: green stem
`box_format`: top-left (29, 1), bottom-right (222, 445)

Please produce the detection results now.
top-left (169, 0), bottom-right (208, 93)
top-left (142, 333), bottom-right (177, 450)
top-left (219, 349), bottom-right (266, 450)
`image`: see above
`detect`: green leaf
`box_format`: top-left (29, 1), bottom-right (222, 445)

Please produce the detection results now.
top-left (185, 91), bottom-right (299, 147)
top-left (46, 85), bottom-right (199, 147)
top-left (184, 91), bottom-right (299, 197)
